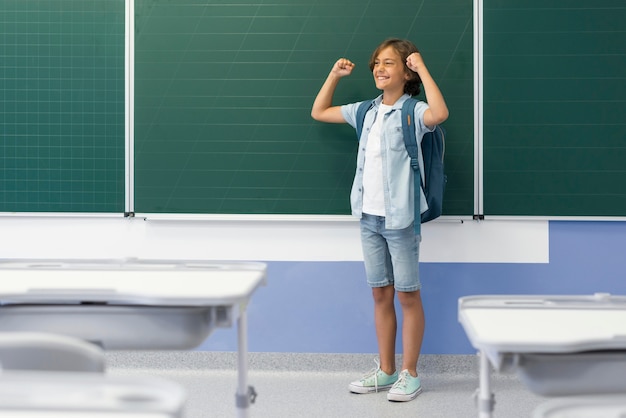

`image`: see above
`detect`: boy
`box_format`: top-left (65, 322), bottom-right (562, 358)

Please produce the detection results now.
top-left (311, 38), bottom-right (448, 402)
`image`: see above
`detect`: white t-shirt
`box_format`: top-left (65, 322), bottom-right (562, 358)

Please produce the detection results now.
top-left (362, 103), bottom-right (392, 216)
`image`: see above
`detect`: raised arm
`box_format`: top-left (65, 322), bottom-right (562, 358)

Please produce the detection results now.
top-left (311, 58), bottom-right (355, 123)
top-left (406, 53), bottom-right (449, 127)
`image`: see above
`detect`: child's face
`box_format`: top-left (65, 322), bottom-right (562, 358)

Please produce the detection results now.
top-left (372, 46), bottom-right (409, 93)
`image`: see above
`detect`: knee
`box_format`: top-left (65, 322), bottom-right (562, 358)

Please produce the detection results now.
top-left (372, 286), bottom-right (395, 305)
top-left (397, 290), bottom-right (423, 308)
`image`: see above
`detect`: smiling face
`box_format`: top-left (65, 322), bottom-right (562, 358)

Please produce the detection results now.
top-left (372, 46), bottom-right (409, 95)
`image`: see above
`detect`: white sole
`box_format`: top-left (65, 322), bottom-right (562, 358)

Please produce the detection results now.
top-left (348, 384), bottom-right (394, 394)
top-left (387, 386), bottom-right (423, 402)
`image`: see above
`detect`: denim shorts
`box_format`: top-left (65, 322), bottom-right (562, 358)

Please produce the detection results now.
top-left (359, 213), bottom-right (421, 292)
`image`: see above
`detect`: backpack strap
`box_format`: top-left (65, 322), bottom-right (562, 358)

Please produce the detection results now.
top-left (355, 100), bottom-right (374, 139)
top-left (401, 97), bottom-right (421, 235)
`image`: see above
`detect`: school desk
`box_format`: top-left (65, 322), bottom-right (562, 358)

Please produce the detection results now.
top-left (533, 395), bottom-right (626, 418)
top-left (0, 258), bottom-right (267, 418)
top-left (0, 371), bottom-right (186, 417)
top-left (458, 294), bottom-right (626, 418)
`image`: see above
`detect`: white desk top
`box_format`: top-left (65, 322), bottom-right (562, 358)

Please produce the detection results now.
top-left (459, 294), bottom-right (626, 364)
top-left (0, 371), bottom-right (183, 417)
top-left (0, 414), bottom-right (169, 418)
top-left (0, 259), bottom-right (267, 306)
top-left (533, 395), bottom-right (626, 418)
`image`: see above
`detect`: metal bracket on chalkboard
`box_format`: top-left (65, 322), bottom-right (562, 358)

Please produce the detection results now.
top-left (473, 214), bottom-right (485, 221)
top-left (124, 212), bottom-right (135, 218)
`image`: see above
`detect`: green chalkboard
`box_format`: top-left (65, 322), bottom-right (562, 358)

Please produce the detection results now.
top-left (483, 0), bottom-right (626, 217)
top-left (134, 0), bottom-right (474, 215)
top-left (0, 0), bottom-right (125, 213)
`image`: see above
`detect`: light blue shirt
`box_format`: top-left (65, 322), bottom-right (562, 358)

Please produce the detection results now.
top-left (341, 94), bottom-right (432, 230)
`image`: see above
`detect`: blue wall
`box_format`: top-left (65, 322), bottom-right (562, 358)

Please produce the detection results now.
top-left (200, 221), bottom-right (626, 354)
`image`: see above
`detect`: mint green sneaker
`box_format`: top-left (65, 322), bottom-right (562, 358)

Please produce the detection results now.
top-left (387, 369), bottom-right (422, 401)
top-left (349, 359), bottom-right (398, 394)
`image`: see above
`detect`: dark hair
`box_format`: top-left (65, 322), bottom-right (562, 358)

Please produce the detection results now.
top-left (368, 38), bottom-right (422, 96)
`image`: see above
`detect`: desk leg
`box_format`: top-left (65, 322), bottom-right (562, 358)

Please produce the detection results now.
top-left (236, 308), bottom-right (256, 418)
top-left (477, 351), bottom-right (495, 418)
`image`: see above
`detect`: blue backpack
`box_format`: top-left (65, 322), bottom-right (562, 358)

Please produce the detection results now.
top-left (355, 98), bottom-right (446, 234)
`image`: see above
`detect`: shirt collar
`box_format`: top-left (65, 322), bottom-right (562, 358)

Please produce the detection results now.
top-left (372, 93), bottom-right (411, 110)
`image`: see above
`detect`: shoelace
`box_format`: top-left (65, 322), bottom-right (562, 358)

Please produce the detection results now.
top-left (393, 370), bottom-right (410, 389)
top-left (362, 358), bottom-right (384, 392)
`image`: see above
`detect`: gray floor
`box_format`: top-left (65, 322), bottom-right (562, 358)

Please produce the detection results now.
top-left (106, 351), bottom-right (549, 418)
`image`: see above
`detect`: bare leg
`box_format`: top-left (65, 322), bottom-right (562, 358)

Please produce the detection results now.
top-left (397, 289), bottom-right (425, 377)
top-left (372, 285), bottom-right (397, 374)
